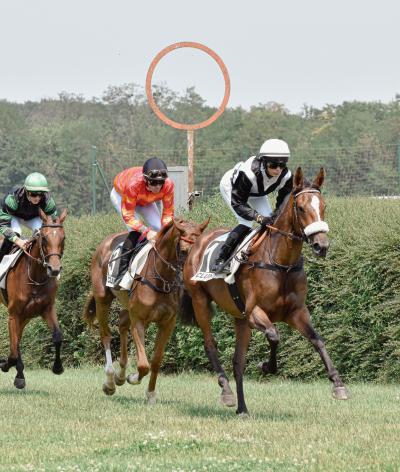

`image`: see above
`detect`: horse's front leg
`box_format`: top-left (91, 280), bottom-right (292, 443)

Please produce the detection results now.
top-left (146, 315), bottom-right (176, 405)
top-left (1, 313), bottom-right (20, 373)
top-left (115, 309), bottom-right (129, 386)
top-left (233, 317), bottom-right (252, 416)
top-left (127, 318), bottom-right (150, 386)
top-left (288, 306), bottom-right (350, 400)
top-left (43, 304), bottom-right (64, 375)
top-left (250, 306), bottom-right (279, 375)
top-left (192, 292), bottom-right (235, 407)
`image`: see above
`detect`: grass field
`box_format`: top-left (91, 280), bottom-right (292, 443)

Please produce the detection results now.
top-left (1, 368), bottom-right (400, 471)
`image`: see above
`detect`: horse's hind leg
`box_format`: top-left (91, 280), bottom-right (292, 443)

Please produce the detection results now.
top-left (43, 304), bottom-right (64, 375)
top-left (115, 309), bottom-right (129, 386)
top-left (14, 349), bottom-right (25, 389)
top-left (288, 307), bottom-right (349, 400)
top-left (146, 316), bottom-right (176, 405)
top-left (250, 306), bottom-right (279, 375)
top-left (1, 313), bottom-right (21, 374)
top-left (192, 291), bottom-right (235, 407)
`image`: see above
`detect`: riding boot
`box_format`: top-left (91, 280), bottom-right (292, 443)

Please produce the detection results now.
top-left (0, 238), bottom-right (14, 264)
top-left (115, 231), bottom-right (141, 284)
top-left (211, 224), bottom-right (251, 273)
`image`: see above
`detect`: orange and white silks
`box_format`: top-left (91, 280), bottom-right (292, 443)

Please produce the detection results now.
top-left (113, 167), bottom-right (174, 233)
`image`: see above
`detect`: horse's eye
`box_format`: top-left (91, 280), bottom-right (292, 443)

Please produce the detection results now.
top-left (298, 206), bottom-right (306, 213)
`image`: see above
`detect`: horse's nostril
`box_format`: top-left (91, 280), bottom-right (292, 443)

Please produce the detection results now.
top-left (313, 243), bottom-right (321, 252)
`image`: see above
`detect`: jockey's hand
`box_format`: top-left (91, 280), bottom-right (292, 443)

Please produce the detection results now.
top-left (256, 215), bottom-right (274, 227)
top-left (146, 230), bottom-right (158, 245)
top-left (14, 238), bottom-right (28, 250)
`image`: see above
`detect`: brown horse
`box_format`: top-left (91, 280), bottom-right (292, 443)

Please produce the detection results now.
top-left (83, 217), bottom-right (209, 403)
top-left (0, 208), bottom-right (67, 389)
top-left (181, 168), bottom-right (349, 415)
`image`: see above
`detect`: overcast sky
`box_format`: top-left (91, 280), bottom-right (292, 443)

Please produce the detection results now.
top-left (1, 0), bottom-right (399, 113)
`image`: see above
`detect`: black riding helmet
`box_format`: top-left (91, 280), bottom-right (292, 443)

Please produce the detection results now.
top-left (143, 157), bottom-right (168, 182)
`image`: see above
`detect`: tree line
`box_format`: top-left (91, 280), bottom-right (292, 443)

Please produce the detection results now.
top-left (0, 85), bottom-right (399, 215)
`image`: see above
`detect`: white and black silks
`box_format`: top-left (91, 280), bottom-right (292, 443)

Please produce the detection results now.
top-left (222, 155), bottom-right (293, 224)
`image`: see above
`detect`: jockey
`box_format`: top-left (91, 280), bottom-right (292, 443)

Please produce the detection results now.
top-left (211, 138), bottom-right (293, 273)
top-left (0, 172), bottom-right (57, 263)
top-left (110, 157), bottom-right (174, 279)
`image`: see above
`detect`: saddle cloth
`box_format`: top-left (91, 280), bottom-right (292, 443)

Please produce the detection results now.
top-left (0, 250), bottom-right (23, 290)
top-left (106, 242), bottom-right (152, 290)
top-left (191, 228), bottom-right (258, 284)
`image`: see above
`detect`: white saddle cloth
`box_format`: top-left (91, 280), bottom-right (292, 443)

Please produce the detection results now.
top-left (191, 228), bottom-right (257, 284)
top-left (0, 250), bottom-right (23, 289)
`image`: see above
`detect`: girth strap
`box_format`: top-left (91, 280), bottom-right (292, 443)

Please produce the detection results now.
top-left (227, 275), bottom-right (246, 317)
top-left (130, 275), bottom-right (174, 295)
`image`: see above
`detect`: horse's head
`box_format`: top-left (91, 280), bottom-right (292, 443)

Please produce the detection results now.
top-left (292, 167), bottom-right (329, 257)
top-left (172, 217), bottom-right (210, 262)
top-left (38, 208), bottom-right (68, 277)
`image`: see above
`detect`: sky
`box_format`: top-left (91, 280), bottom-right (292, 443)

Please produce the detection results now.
top-left (0, 0), bottom-right (399, 113)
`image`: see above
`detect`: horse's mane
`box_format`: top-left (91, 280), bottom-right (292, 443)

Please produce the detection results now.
top-left (156, 219), bottom-right (174, 242)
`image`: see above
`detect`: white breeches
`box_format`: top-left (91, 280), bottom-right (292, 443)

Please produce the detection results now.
top-left (10, 216), bottom-right (43, 236)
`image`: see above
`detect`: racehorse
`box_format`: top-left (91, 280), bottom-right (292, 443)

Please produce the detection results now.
top-left (0, 208), bottom-right (67, 389)
top-left (181, 167), bottom-right (349, 415)
top-left (83, 217), bottom-right (209, 403)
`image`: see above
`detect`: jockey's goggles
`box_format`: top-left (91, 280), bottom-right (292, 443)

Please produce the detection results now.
top-left (145, 169), bottom-right (168, 180)
top-left (267, 162), bottom-right (287, 169)
top-left (27, 191), bottom-right (44, 197)
top-left (146, 179), bottom-right (165, 187)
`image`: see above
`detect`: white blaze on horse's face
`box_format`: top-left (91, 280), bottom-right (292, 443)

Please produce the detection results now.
top-left (301, 192), bottom-right (329, 237)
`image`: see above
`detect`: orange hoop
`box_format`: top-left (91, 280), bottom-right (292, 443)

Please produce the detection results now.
top-left (146, 42), bottom-right (230, 130)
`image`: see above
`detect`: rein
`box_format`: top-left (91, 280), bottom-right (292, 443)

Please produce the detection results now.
top-left (132, 233), bottom-right (196, 294)
top-left (244, 188), bottom-right (324, 273)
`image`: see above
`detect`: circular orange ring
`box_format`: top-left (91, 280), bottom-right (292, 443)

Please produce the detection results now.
top-left (146, 42), bottom-right (230, 130)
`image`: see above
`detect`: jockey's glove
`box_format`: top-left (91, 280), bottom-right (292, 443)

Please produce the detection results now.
top-left (256, 215), bottom-right (274, 227)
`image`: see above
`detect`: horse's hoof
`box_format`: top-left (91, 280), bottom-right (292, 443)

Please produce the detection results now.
top-left (332, 386), bottom-right (350, 400)
top-left (237, 411), bottom-right (250, 419)
top-left (52, 364), bottom-right (64, 375)
top-left (102, 383), bottom-right (116, 396)
top-left (220, 393), bottom-right (236, 407)
top-left (258, 361), bottom-right (277, 375)
top-left (114, 374), bottom-right (126, 386)
top-left (127, 373), bottom-right (141, 385)
top-left (0, 360), bottom-right (9, 373)
top-left (146, 390), bottom-right (156, 405)
top-left (14, 378), bottom-right (26, 389)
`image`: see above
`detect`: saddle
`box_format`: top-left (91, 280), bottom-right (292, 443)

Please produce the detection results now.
top-left (106, 241), bottom-right (151, 290)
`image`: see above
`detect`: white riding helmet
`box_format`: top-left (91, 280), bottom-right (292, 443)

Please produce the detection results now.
top-left (258, 138), bottom-right (290, 163)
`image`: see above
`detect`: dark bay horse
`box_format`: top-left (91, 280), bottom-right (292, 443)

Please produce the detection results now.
top-left (83, 217), bottom-right (209, 403)
top-left (0, 208), bottom-right (67, 389)
top-left (181, 168), bottom-right (349, 415)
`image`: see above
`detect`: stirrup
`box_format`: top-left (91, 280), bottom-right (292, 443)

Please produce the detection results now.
top-left (211, 259), bottom-right (229, 274)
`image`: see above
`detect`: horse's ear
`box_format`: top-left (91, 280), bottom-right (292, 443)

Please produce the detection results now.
top-left (59, 208), bottom-right (68, 224)
top-left (39, 208), bottom-right (48, 222)
top-left (313, 168), bottom-right (325, 189)
top-left (199, 217), bottom-right (210, 233)
top-left (294, 167), bottom-right (304, 189)
top-left (172, 218), bottom-right (185, 232)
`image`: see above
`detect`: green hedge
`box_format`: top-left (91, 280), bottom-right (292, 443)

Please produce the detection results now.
top-left (1, 196), bottom-right (399, 382)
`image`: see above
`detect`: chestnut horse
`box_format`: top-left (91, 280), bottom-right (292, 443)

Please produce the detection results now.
top-left (83, 217), bottom-right (209, 403)
top-left (0, 208), bottom-right (67, 389)
top-left (181, 168), bottom-right (349, 415)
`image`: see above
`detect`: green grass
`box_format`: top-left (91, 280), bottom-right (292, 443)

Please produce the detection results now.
top-left (1, 368), bottom-right (400, 471)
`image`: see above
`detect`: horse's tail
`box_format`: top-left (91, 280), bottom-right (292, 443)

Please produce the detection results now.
top-left (178, 289), bottom-right (198, 326)
top-left (83, 292), bottom-right (96, 326)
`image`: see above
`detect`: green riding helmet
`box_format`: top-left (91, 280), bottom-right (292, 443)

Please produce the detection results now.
top-left (24, 172), bottom-right (50, 192)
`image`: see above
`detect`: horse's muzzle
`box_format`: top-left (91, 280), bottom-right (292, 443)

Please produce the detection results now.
top-left (47, 265), bottom-right (62, 278)
top-left (310, 234), bottom-right (329, 257)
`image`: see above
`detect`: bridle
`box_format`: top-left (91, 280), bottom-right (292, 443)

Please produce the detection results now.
top-left (132, 231), bottom-right (196, 294)
top-left (24, 223), bottom-right (65, 286)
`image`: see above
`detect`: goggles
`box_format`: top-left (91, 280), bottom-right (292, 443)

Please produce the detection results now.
top-left (267, 162), bottom-right (287, 170)
top-left (27, 191), bottom-right (44, 197)
top-left (145, 169), bottom-right (168, 180)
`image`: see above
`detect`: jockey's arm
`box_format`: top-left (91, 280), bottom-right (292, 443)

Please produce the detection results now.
top-left (231, 172), bottom-right (259, 222)
top-left (160, 181), bottom-right (174, 226)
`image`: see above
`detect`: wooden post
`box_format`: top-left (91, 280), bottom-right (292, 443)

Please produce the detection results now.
top-left (187, 130), bottom-right (194, 210)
